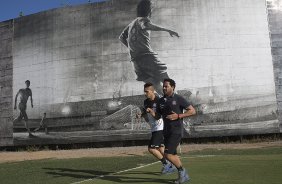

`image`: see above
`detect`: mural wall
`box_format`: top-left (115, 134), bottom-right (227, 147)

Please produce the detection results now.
top-left (267, 0), bottom-right (282, 133)
top-left (0, 0), bottom-right (281, 146)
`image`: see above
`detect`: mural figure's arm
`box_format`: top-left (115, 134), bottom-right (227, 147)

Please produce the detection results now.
top-left (14, 90), bottom-right (19, 110)
top-left (144, 22), bottom-right (180, 38)
top-left (40, 113), bottom-right (46, 127)
top-left (119, 26), bottom-right (129, 47)
top-left (30, 90), bottom-right (33, 108)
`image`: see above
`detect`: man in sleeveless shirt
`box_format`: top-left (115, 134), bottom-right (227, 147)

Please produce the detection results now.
top-left (14, 80), bottom-right (34, 137)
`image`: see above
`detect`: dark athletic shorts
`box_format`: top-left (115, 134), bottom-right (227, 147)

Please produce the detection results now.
top-left (164, 133), bottom-right (182, 155)
top-left (131, 54), bottom-right (168, 82)
top-left (148, 130), bottom-right (164, 148)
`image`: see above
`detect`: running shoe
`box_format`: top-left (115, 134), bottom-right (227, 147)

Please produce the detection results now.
top-left (174, 168), bottom-right (190, 184)
top-left (161, 162), bottom-right (177, 175)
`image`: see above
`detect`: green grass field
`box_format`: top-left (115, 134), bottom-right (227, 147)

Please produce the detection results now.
top-left (1, 146), bottom-right (282, 184)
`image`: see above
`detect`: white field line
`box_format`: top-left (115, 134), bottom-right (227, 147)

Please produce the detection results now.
top-left (70, 161), bottom-right (159, 184)
top-left (70, 155), bottom-right (216, 184)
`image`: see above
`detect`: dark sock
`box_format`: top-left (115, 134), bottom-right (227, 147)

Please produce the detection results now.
top-left (177, 166), bottom-right (183, 171)
top-left (160, 157), bottom-right (167, 165)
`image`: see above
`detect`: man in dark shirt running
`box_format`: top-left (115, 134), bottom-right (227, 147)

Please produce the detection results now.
top-left (13, 80), bottom-right (34, 137)
top-left (147, 78), bottom-right (196, 184)
top-left (119, 0), bottom-right (179, 95)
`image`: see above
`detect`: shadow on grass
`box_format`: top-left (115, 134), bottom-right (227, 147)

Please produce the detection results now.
top-left (44, 167), bottom-right (174, 183)
top-left (44, 167), bottom-right (110, 179)
top-left (98, 175), bottom-right (174, 183)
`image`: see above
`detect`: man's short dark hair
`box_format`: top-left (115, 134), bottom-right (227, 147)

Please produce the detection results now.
top-left (25, 80), bottom-right (30, 85)
top-left (163, 78), bottom-right (176, 89)
top-left (144, 82), bottom-right (153, 89)
top-left (137, 0), bottom-right (152, 17)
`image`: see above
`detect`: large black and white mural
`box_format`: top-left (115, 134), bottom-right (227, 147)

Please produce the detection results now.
top-left (0, 0), bottom-right (281, 146)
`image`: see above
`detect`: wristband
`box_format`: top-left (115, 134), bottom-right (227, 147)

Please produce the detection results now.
top-left (178, 114), bottom-right (180, 119)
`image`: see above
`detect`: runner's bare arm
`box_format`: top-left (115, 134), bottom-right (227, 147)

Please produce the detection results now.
top-left (166, 105), bottom-right (196, 121)
top-left (144, 22), bottom-right (180, 38)
top-left (146, 108), bottom-right (161, 120)
top-left (182, 105), bottom-right (196, 117)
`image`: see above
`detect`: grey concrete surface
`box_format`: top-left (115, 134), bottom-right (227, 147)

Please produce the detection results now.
top-left (267, 0), bottom-right (282, 132)
top-left (0, 20), bottom-right (13, 146)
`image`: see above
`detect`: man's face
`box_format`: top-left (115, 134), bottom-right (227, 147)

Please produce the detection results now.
top-left (144, 87), bottom-right (154, 99)
top-left (25, 82), bottom-right (30, 88)
top-left (163, 81), bottom-right (174, 96)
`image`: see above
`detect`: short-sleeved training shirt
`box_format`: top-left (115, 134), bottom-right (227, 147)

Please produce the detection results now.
top-left (127, 17), bottom-right (156, 58)
top-left (144, 96), bottom-right (164, 132)
top-left (157, 93), bottom-right (191, 135)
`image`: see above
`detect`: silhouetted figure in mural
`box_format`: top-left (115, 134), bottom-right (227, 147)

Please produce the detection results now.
top-left (14, 80), bottom-right (34, 137)
top-left (119, 0), bottom-right (179, 95)
top-left (34, 112), bottom-right (48, 134)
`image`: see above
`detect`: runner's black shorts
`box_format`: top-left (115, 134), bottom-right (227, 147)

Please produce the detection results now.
top-left (164, 133), bottom-right (182, 155)
top-left (148, 130), bottom-right (164, 148)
